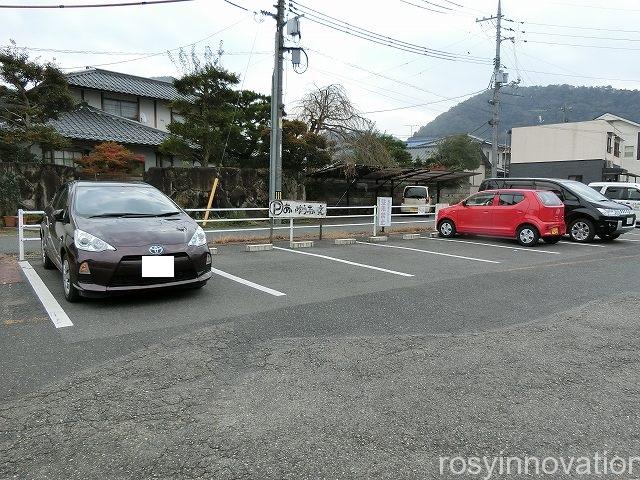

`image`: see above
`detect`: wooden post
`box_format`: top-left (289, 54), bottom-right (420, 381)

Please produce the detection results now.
top-left (202, 178), bottom-right (219, 227)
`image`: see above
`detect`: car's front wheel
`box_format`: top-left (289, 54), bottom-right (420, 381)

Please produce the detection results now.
top-left (517, 225), bottom-right (540, 247)
top-left (438, 219), bottom-right (456, 238)
top-left (568, 218), bottom-right (596, 243)
top-left (62, 255), bottom-right (80, 302)
top-left (41, 235), bottom-right (55, 270)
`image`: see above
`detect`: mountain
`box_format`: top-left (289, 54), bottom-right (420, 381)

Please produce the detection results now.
top-left (412, 85), bottom-right (640, 143)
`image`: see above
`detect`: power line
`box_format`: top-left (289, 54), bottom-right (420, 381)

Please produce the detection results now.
top-left (523, 39), bottom-right (640, 52)
top-left (362, 88), bottom-right (488, 114)
top-left (397, 0), bottom-right (449, 14)
top-left (4, 44), bottom-right (270, 56)
top-left (0, 0), bottom-right (192, 8)
top-left (523, 30), bottom-right (640, 43)
top-left (504, 18), bottom-right (640, 34)
top-left (288, 0), bottom-right (491, 64)
top-left (58, 16), bottom-right (248, 70)
top-left (306, 48), bottom-right (453, 99)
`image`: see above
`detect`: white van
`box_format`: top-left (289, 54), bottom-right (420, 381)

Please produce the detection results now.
top-left (589, 182), bottom-right (640, 226)
top-left (400, 185), bottom-right (433, 214)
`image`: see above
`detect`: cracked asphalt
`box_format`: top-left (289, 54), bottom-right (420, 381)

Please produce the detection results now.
top-left (1, 233), bottom-right (640, 479)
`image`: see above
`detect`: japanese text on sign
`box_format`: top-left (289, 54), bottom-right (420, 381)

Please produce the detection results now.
top-left (377, 197), bottom-right (392, 227)
top-left (269, 200), bottom-right (327, 219)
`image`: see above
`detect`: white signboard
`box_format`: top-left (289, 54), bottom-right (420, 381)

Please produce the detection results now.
top-left (269, 200), bottom-right (327, 219)
top-left (377, 197), bottom-right (392, 227)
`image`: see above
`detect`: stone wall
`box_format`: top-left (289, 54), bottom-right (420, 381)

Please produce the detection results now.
top-left (143, 167), bottom-right (303, 209)
top-left (0, 162), bottom-right (76, 212)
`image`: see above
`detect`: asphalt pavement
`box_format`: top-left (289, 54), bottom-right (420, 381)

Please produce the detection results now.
top-left (2, 230), bottom-right (640, 479)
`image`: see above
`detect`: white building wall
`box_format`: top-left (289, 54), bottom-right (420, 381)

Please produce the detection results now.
top-left (606, 119), bottom-right (640, 174)
top-left (139, 98), bottom-right (155, 128)
top-left (511, 121), bottom-right (612, 164)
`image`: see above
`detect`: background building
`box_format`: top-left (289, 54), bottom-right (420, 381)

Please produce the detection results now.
top-left (38, 68), bottom-right (185, 171)
top-left (510, 113), bottom-right (640, 183)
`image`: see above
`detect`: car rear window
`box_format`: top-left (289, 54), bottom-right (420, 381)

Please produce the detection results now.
top-left (536, 191), bottom-right (563, 206)
top-left (404, 186), bottom-right (427, 199)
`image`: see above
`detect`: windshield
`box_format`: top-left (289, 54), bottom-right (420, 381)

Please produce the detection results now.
top-left (74, 186), bottom-right (181, 217)
top-left (562, 181), bottom-right (610, 203)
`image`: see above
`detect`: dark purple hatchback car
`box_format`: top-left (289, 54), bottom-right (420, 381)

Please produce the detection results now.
top-left (40, 181), bottom-right (212, 302)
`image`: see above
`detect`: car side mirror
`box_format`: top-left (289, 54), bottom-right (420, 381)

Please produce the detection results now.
top-left (53, 209), bottom-right (65, 221)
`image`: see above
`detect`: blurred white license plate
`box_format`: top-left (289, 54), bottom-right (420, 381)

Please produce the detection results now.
top-left (141, 256), bottom-right (174, 277)
top-left (627, 217), bottom-right (634, 226)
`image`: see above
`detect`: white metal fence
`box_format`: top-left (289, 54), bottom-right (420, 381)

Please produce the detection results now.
top-left (17, 209), bottom-right (45, 261)
top-left (16, 205), bottom-right (439, 260)
top-left (184, 205), bottom-right (436, 242)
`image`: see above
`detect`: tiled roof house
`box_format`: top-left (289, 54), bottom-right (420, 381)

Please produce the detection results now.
top-left (43, 68), bottom-right (185, 171)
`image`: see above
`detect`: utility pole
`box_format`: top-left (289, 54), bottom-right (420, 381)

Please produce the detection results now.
top-left (267, 0), bottom-right (285, 202)
top-left (477, 0), bottom-right (506, 179)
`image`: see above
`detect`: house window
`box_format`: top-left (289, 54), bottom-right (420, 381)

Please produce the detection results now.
top-left (49, 150), bottom-right (83, 167)
top-left (614, 136), bottom-right (621, 157)
top-left (103, 98), bottom-right (138, 120)
top-left (625, 146), bottom-right (635, 158)
top-left (607, 133), bottom-right (613, 153)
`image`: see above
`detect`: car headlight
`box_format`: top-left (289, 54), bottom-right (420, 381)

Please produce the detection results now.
top-left (188, 226), bottom-right (207, 247)
top-left (598, 208), bottom-right (620, 217)
top-left (74, 229), bottom-right (115, 252)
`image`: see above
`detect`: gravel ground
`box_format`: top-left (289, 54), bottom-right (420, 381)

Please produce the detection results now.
top-left (1, 294), bottom-right (639, 479)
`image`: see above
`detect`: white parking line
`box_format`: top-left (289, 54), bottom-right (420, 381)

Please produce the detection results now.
top-left (419, 236), bottom-right (561, 255)
top-left (210, 267), bottom-right (286, 296)
top-left (18, 261), bottom-right (73, 328)
top-left (557, 241), bottom-right (605, 248)
top-left (356, 241), bottom-right (500, 264)
top-left (617, 238), bottom-right (640, 243)
top-left (273, 246), bottom-right (414, 277)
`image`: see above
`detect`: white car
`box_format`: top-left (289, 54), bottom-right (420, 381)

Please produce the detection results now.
top-left (589, 182), bottom-right (640, 226)
top-left (400, 185), bottom-right (433, 214)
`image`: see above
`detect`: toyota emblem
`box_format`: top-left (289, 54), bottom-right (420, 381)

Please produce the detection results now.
top-left (148, 245), bottom-right (164, 255)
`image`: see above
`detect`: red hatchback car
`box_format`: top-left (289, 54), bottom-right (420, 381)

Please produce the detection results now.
top-left (436, 189), bottom-right (566, 246)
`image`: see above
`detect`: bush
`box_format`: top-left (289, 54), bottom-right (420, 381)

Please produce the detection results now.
top-left (0, 171), bottom-right (21, 216)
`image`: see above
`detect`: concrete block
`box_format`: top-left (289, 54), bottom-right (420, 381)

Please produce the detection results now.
top-left (290, 240), bottom-right (313, 249)
top-left (334, 238), bottom-right (356, 245)
top-left (245, 243), bottom-right (273, 252)
top-left (209, 247), bottom-right (219, 255)
top-left (368, 236), bottom-right (388, 242)
top-left (429, 231), bottom-right (438, 238)
top-left (402, 233), bottom-right (421, 240)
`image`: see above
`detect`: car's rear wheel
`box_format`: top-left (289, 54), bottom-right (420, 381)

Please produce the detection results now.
top-left (568, 218), bottom-right (596, 243)
top-left (62, 255), bottom-right (80, 303)
top-left (438, 219), bottom-right (456, 238)
top-left (41, 235), bottom-right (55, 270)
top-left (599, 233), bottom-right (620, 242)
top-left (543, 236), bottom-right (561, 244)
top-left (517, 225), bottom-right (540, 247)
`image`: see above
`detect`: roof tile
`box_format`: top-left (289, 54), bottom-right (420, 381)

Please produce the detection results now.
top-left (48, 104), bottom-right (170, 146)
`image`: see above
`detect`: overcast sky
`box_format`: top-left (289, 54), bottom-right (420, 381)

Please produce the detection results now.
top-left (4, 0), bottom-right (640, 139)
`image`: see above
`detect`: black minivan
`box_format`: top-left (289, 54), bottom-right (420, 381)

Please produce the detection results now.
top-left (479, 178), bottom-right (636, 242)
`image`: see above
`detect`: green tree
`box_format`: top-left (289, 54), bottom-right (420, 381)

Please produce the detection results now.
top-left (377, 132), bottom-right (413, 166)
top-left (160, 47), bottom-right (270, 167)
top-left (280, 119), bottom-right (331, 173)
top-left (431, 134), bottom-right (484, 171)
top-left (0, 42), bottom-right (75, 160)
